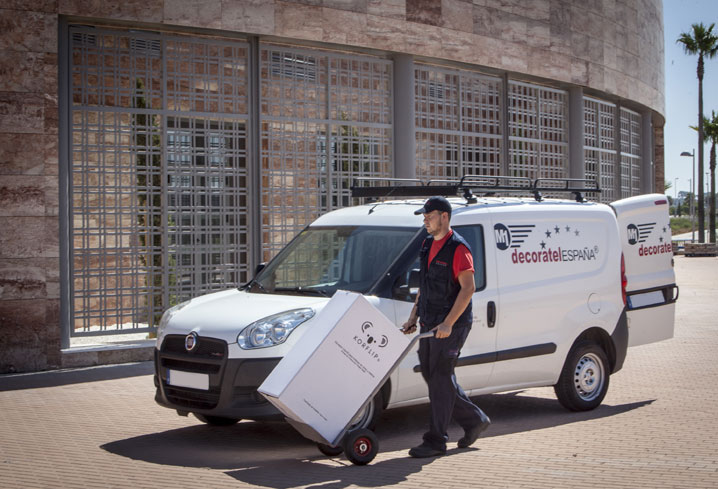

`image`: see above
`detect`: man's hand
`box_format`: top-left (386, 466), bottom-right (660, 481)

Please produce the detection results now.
top-left (401, 321), bottom-right (417, 335)
top-left (434, 321), bottom-right (452, 339)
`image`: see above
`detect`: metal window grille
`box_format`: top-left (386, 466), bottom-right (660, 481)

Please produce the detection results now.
top-left (69, 26), bottom-right (249, 336)
top-left (620, 107), bottom-right (642, 198)
top-left (508, 81), bottom-right (568, 190)
top-left (584, 97), bottom-right (617, 202)
top-left (415, 64), bottom-right (503, 178)
top-left (259, 44), bottom-right (393, 261)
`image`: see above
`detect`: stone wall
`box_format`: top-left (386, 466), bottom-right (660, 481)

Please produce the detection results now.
top-left (0, 0), bottom-right (666, 372)
top-left (0, 1), bottom-right (60, 372)
top-left (49, 0), bottom-right (666, 116)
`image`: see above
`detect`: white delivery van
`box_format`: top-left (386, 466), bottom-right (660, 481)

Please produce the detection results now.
top-left (154, 178), bottom-right (678, 428)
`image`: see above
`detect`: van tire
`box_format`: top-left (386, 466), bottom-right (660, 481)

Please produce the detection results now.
top-left (194, 414), bottom-right (241, 426)
top-left (348, 390), bottom-right (383, 431)
top-left (554, 340), bottom-right (609, 411)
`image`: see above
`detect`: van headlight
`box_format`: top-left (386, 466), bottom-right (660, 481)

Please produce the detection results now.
top-left (157, 300), bottom-right (190, 337)
top-left (237, 308), bottom-right (315, 349)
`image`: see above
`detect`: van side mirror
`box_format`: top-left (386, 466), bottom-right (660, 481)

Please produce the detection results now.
top-left (393, 268), bottom-right (420, 302)
top-left (408, 269), bottom-right (420, 289)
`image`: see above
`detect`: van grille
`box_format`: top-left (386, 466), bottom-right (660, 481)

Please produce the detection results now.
top-left (162, 335), bottom-right (226, 358)
top-left (159, 334), bottom-right (227, 409)
top-left (164, 385), bottom-right (219, 410)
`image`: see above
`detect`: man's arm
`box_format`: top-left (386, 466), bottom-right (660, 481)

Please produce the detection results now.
top-left (434, 269), bottom-right (474, 339)
top-left (401, 290), bottom-right (420, 334)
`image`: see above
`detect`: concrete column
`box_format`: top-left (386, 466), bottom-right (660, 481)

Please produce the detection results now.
top-left (641, 110), bottom-right (654, 193)
top-left (568, 87), bottom-right (585, 180)
top-left (614, 104), bottom-right (623, 199)
top-left (501, 74), bottom-right (510, 175)
top-left (59, 19), bottom-right (71, 350)
top-left (393, 54), bottom-right (415, 179)
top-left (248, 36), bottom-right (262, 270)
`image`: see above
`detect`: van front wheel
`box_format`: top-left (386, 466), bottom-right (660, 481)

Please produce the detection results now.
top-left (554, 341), bottom-right (609, 411)
top-left (194, 413), bottom-right (241, 426)
top-left (348, 390), bottom-right (383, 431)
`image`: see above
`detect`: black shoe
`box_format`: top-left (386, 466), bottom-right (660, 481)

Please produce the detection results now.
top-left (408, 442), bottom-right (446, 458)
top-left (457, 414), bottom-right (491, 448)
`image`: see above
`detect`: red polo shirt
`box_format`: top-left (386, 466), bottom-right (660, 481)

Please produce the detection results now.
top-left (427, 230), bottom-right (474, 281)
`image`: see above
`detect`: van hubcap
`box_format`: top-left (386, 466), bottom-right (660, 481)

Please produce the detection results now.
top-left (574, 353), bottom-right (604, 401)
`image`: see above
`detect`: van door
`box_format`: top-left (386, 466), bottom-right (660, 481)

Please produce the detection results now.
top-left (452, 223), bottom-right (499, 395)
top-left (391, 222), bottom-right (498, 403)
top-left (611, 194), bottom-right (678, 346)
top-left (486, 205), bottom-right (618, 388)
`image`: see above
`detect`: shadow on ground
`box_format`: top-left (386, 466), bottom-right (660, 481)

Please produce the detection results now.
top-left (0, 362), bottom-right (154, 391)
top-left (102, 391), bottom-right (654, 488)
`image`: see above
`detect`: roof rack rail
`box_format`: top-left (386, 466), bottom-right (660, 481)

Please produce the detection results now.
top-left (351, 176), bottom-right (601, 203)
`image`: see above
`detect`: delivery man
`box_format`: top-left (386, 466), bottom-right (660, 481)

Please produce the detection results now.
top-left (401, 196), bottom-right (491, 458)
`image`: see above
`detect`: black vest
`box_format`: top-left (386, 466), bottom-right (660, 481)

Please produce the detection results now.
top-left (418, 230), bottom-right (473, 328)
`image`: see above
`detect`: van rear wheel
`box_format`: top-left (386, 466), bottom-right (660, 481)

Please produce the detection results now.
top-left (554, 340), bottom-right (609, 411)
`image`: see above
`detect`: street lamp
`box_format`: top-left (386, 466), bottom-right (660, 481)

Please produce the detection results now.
top-left (675, 177), bottom-right (679, 200)
top-left (707, 172), bottom-right (710, 194)
top-left (681, 150), bottom-right (695, 242)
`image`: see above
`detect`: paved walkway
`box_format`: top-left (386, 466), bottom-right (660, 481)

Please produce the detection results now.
top-left (1, 255), bottom-right (717, 488)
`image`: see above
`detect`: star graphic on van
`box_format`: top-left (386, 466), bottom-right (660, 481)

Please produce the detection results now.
top-left (545, 229), bottom-right (552, 238)
top-left (554, 226), bottom-right (560, 234)
top-left (566, 225), bottom-right (571, 232)
top-left (574, 229), bottom-right (580, 236)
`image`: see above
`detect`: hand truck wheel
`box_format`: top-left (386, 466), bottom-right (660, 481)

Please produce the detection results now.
top-left (342, 428), bottom-right (379, 465)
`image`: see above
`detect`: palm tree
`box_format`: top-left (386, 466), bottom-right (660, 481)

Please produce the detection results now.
top-left (703, 111), bottom-right (718, 243)
top-left (677, 23), bottom-right (718, 243)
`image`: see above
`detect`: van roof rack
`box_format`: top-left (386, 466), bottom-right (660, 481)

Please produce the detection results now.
top-left (350, 176), bottom-right (601, 203)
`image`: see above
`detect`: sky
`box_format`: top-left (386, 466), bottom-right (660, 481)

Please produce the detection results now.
top-left (663, 0), bottom-right (718, 197)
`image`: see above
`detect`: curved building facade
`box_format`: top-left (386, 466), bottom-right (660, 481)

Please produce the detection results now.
top-left (0, 0), bottom-right (664, 371)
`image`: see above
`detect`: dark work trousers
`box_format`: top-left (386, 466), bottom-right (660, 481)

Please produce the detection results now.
top-left (418, 324), bottom-right (485, 450)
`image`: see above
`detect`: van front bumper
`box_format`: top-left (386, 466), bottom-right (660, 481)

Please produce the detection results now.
top-left (154, 334), bottom-right (283, 421)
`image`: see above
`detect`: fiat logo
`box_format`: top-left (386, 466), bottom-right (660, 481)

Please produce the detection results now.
top-left (185, 332), bottom-right (199, 352)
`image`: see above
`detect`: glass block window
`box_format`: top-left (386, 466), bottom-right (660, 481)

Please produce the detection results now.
top-left (584, 97), bottom-right (617, 202)
top-left (415, 64), bottom-right (503, 179)
top-left (69, 26), bottom-right (250, 335)
top-left (620, 107), bottom-right (642, 198)
top-left (508, 81), bottom-right (569, 186)
top-left (260, 44), bottom-right (393, 261)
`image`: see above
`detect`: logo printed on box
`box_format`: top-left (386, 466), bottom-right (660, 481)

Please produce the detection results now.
top-left (353, 321), bottom-right (388, 362)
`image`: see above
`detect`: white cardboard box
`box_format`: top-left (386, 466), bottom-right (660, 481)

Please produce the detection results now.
top-left (258, 290), bottom-right (409, 445)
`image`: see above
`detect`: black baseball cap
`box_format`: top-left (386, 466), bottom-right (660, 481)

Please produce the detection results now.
top-left (414, 196), bottom-right (452, 216)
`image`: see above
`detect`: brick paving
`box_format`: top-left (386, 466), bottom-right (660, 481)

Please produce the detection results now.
top-left (1, 255), bottom-right (716, 488)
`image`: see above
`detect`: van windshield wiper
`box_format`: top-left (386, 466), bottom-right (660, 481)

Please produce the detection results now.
top-left (275, 286), bottom-right (329, 297)
top-left (245, 279), bottom-right (268, 294)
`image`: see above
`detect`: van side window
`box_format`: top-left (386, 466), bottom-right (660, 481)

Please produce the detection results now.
top-left (394, 225), bottom-right (486, 302)
top-left (453, 225), bottom-right (486, 292)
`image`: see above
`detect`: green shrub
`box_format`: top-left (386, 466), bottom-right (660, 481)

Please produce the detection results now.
top-left (670, 217), bottom-right (693, 235)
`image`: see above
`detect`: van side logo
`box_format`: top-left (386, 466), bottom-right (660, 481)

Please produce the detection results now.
top-left (496, 222), bottom-right (597, 265)
top-left (627, 222), bottom-right (655, 245)
top-left (494, 223), bottom-right (535, 250)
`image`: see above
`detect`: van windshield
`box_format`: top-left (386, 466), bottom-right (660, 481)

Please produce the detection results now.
top-left (248, 226), bottom-right (418, 296)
